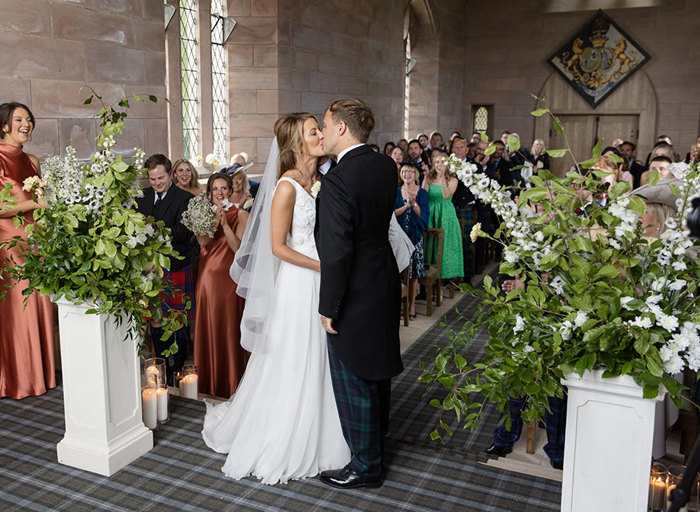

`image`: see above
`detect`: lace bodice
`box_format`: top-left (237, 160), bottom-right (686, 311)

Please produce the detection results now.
top-left (277, 177), bottom-right (316, 251)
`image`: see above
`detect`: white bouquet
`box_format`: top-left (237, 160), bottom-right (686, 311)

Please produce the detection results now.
top-left (181, 195), bottom-right (217, 237)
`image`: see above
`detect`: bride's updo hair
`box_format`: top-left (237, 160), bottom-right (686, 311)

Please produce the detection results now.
top-left (274, 112), bottom-right (315, 179)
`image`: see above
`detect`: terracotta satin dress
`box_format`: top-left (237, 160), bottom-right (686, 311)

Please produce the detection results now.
top-left (0, 142), bottom-right (55, 399)
top-left (194, 207), bottom-right (246, 398)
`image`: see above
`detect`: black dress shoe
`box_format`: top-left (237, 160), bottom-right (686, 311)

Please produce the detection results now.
top-left (485, 444), bottom-right (512, 457)
top-left (319, 466), bottom-right (383, 489)
top-left (550, 460), bottom-right (563, 470)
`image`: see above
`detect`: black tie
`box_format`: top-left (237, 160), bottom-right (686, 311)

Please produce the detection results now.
top-left (154, 192), bottom-right (163, 208)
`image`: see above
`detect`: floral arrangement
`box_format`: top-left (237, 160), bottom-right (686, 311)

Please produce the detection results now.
top-left (420, 106), bottom-right (700, 437)
top-left (311, 180), bottom-right (321, 199)
top-left (0, 92), bottom-right (184, 353)
top-left (181, 195), bottom-right (217, 237)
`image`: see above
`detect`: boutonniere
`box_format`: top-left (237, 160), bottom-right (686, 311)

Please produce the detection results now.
top-left (311, 180), bottom-right (321, 199)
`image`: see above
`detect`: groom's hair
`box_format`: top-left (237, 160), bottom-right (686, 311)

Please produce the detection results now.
top-left (328, 99), bottom-right (375, 143)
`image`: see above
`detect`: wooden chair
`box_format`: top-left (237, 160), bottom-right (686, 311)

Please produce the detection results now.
top-left (419, 227), bottom-right (444, 316)
top-left (400, 269), bottom-right (410, 326)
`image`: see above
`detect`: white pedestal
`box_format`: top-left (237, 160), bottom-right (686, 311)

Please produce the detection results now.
top-left (561, 369), bottom-right (665, 512)
top-left (55, 299), bottom-right (153, 476)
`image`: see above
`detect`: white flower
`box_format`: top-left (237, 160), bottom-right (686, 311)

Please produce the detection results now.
top-left (659, 345), bottom-right (676, 362)
top-left (550, 276), bottom-right (565, 295)
top-left (574, 312), bottom-right (588, 328)
top-left (620, 296), bottom-right (635, 309)
top-left (142, 224), bottom-right (155, 237)
top-left (669, 280), bottom-right (687, 291)
top-left (514, 315), bottom-right (525, 333)
top-left (470, 223), bottom-right (481, 243)
top-left (311, 180), bottom-right (322, 199)
top-left (673, 261), bottom-right (687, 271)
top-left (663, 353), bottom-right (684, 375)
top-left (503, 248), bottom-right (518, 264)
top-left (646, 294), bottom-right (663, 305)
top-left (534, 231), bottom-right (544, 243)
top-left (651, 278), bottom-right (667, 292)
top-left (205, 153), bottom-right (220, 166)
top-left (669, 333), bottom-right (690, 351)
top-left (657, 313), bottom-right (679, 332)
top-left (558, 320), bottom-right (573, 340)
top-left (522, 344), bottom-right (534, 354)
top-left (630, 316), bottom-right (653, 329)
top-left (221, 198), bottom-right (233, 211)
top-left (609, 239), bottom-right (621, 250)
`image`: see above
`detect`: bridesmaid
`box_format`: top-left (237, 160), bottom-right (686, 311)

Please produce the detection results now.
top-left (422, 149), bottom-right (464, 284)
top-left (194, 173), bottom-right (249, 398)
top-left (0, 101), bottom-right (55, 399)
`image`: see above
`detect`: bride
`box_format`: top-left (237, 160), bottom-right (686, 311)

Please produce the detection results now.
top-left (201, 113), bottom-right (350, 484)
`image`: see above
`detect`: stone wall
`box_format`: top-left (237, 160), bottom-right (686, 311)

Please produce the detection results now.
top-left (459, 0), bottom-right (700, 155)
top-left (0, 0), bottom-right (167, 161)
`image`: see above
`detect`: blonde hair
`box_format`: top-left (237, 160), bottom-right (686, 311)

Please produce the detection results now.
top-left (172, 158), bottom-right (199, 186)
top-left (400, 164), bottom-right (420, 185)
top-left (530, 138), bottom-right (546, 156)
top-left (427, 149), bottom-right (455, 181)
top-left (273, 112), bottom-right (315, 179)
top-left (232, 169), bottom-right (251, 196)
top-left (644, 202), bottom-right (675, 238)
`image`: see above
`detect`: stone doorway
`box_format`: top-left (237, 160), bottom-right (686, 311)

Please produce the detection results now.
top-left (547, 114), bottom-right (639, 174)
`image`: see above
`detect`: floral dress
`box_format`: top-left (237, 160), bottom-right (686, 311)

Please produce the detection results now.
top-left (394, 187), bottom-right (429, 278)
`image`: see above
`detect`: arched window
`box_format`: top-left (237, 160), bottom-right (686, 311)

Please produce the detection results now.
top-left (473, 106), bottom-right (489, 135)
top-left (210, 0), bottom-right (228, 158)
top-left (179, 0), bottom-right (200, 160)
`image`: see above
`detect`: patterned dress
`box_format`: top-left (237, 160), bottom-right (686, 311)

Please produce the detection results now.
top-left (394, 187), bottom-right (429, 278)
top-left (426, 183), bottom-right (464, 279)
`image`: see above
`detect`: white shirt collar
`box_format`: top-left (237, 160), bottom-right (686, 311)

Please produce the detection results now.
top-left (337, 143), bottom-right (365, 163)
top-left (318, 158), bottom-right (333, 175)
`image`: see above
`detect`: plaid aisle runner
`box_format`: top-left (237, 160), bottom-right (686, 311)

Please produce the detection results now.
top-left (389, 293), bottom-right (500, 458)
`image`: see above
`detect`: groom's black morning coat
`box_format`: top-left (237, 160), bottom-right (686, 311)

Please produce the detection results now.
top-left (316, 145), bottom-right (403, 381)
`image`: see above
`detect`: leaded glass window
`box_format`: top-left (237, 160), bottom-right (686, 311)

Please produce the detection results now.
top-left (180, 0), bottom-right (199, 160)
top-left (211, 0), bottom-right (228, 159)
top-left (474, 106), bottom-right (488, 134)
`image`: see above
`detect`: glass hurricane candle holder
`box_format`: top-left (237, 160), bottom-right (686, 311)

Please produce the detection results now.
top-left (144, 357), bottom-right (166, 389)
top-left (648, 462), bottom-right (667, 512)
top-left (179, 364), bottom-right (199, 400)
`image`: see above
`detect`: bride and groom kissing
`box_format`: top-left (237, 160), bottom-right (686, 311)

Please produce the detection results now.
top-left (202, 98), bottom-right (403, 489)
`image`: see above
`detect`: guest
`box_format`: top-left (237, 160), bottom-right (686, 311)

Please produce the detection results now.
top-left (406, 139), bottom-right (429, 182)
top-left (383, 141), bottom-right (396, 156)
top-left (230, 168), bottom-right (254, 211)
top-left (224, 152), bottom-right (249, 176)
top-left (685, 143), bottom-right (699, 164)
top-left (136, 154), bottom-right (196, 385)
top-left (0, 101), bottom-right (55, 399)
top-left (394, 165), bottom-right (429, 319)
top-left (194, 173), bottom-right (249, 398)
top-left (390, 146), bottom-right (405, 172)
top-left (428, 131), bottom-right (444, 151)
top-left (619, 141), bottom-right (645, 189)
top-left (417, 133), bottom-right (429, 150)
top-left (445, 131), bottom-right (461, 154)
top-left (640, 155), bottom-right (673, 186)
top-left (450, 137), bottom-right (475, 281)
top-left (602, 146), bottom-right (633, 189)
top-left (397, 138), bottom-right (409, 154)
top-left (423, 150), bottom-right (464, 284)
top-left (470, 131), bottom-right (482, 144)
top-left (528, 138), bottom-right (550, 173)
top-left (369, 143), bottom-right (380, 153)
top-left (173, 158), bottom-right (203, 197)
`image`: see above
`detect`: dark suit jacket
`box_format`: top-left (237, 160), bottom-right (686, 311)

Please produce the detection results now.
top-left (315, 145), bottom-right (403, 381)
top-left (136, 184), bottom-right (196, 271)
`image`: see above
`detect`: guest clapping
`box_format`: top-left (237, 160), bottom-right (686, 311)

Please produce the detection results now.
top-left (423, 150), bottom-right (463, 283)
top-left (173, 158), bottom-right (203, 197)
top-left (194, 173), bottom-right (249, 398)
top-left (394, 165), bottom-right (429, 319)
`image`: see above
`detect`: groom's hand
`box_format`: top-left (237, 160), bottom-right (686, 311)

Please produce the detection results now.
top-left (321, 315), bottom-right (338, 334)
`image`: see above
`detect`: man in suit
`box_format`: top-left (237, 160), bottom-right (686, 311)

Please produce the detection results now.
top-left (316, 98), bottom-right (403, 489)
top-left (136, 154), bottom-right (196, 385)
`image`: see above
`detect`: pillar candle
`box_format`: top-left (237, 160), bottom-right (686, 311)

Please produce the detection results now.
top-left (180, 374), bottom-right (198, 399)
top-left (142, 389), bottom-right (158, 429)
top-left (156, 387), bottom-right (168, 422)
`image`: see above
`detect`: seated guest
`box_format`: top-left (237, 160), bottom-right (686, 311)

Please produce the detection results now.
top-left (194, 173), bottom-right (249, 398)
top-left (230, 168), bottom-right (254, 211)
top-left (173, 158), bottom-right (203, 197)
top-left (640, 155), bottom-right (674, 186)
top-left (383, 141), bottom-right (396, 156)
top-left (136, 154), bottom-right (196, 385)
top-left (619, 141), bottom-right (645, 189)
top-left (394, 165), bottom-right (429, 319)
top-left (423, 150), bottom-right (464, 285)
top-left (602, 146), bottom-right (633, 189)
top-left (528, 138), bottom-right (550, 173)
top-left (390, 146), bottom-right (405, 173)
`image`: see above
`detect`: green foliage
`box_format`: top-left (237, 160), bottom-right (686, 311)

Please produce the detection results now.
top-left (0, 92), bottom-right (183, 356)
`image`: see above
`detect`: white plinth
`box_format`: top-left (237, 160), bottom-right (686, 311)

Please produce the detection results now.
top-left (55, 299), bottom-right (153, 476)
top-left (561, 369), bottom-right (665, 512)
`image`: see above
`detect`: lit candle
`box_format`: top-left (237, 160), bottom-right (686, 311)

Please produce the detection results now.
top-left (179, 374), bottom-right (198, 399)
top-left (142, 389), bottom-right (158, 429)
top-left (146, 365), bottom-right (162, 387)
top-left (156, 387), bottom-right (168, 422)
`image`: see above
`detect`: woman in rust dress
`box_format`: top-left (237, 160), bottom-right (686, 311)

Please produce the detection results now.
top-left (0, 102), bottom-right (55, 399)
top-left (194, 174), bottom-right (249, 397)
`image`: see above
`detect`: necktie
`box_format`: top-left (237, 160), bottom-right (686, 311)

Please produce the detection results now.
top-left (154, 192), bottom-right (163, 208)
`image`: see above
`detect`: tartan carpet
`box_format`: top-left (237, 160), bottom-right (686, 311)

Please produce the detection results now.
top-left (0, 292), bottom-right (561, 512)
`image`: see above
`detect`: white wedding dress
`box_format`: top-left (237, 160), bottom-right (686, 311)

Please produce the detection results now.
top-left (202, 177), bottom-right (350, 484)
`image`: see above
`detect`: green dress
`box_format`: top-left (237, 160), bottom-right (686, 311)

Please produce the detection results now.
top-left (427, 183), bottom-right (464, 279)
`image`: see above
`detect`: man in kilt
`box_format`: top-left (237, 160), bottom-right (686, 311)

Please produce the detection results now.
top-left (136, 154), bottom-right (196, 385)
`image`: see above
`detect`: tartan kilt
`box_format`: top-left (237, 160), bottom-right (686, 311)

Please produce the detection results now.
top-left (160, 264), bottom-right (195, 324)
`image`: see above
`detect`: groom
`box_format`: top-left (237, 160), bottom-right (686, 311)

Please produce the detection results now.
top-left (316, 98), bottom-right (403, 489)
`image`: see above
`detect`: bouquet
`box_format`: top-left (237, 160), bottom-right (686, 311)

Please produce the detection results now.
top-left (182, 195), bottom-right (217, 237)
